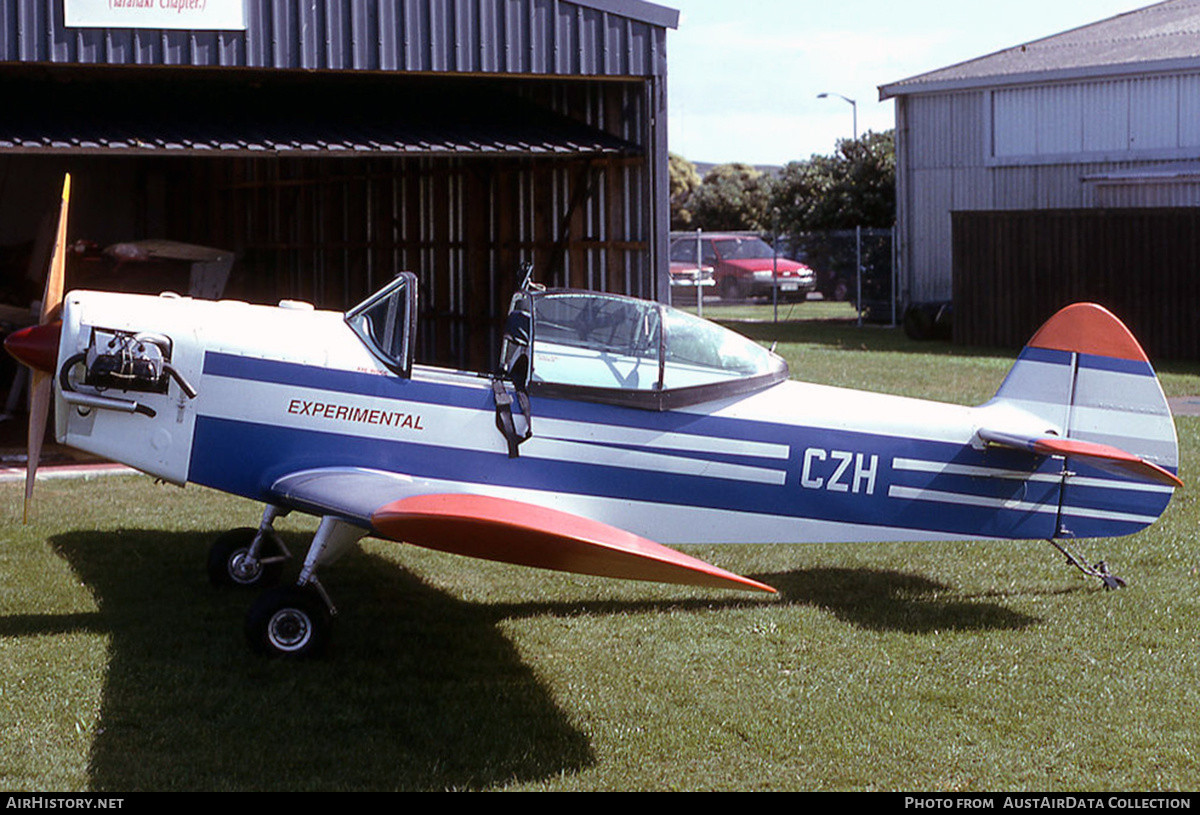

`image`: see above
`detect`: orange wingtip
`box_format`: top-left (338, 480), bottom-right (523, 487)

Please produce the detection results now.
top-left (372, 493), bottom-right (777, 594)
top-left (1028, 303), bottom-right (1148, 362)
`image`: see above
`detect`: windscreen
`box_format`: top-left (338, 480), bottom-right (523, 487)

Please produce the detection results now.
top-left (525, 291), bottom-right (787, 401)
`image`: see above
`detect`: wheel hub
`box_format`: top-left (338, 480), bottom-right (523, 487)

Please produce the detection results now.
top-left (229, 550), bottom-right (263, 584)
top-left (267, 608), bottom-right (312, 652)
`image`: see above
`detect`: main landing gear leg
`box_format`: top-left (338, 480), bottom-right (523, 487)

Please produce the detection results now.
top-left (207, 505), bottom-right (292, 588)
top-left (245, 516), bottom-right (367, 658)
top-left (1048, 539), bottom-right (1127, 590)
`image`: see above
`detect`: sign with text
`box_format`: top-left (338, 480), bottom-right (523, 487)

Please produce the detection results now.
top-left (65, 0), bottom-right (247, 31)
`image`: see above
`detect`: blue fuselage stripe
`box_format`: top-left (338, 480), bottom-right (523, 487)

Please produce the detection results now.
top-left (188, 354), bottom-right (1168, 541)
top-left (187, 414), bottom-right (1059, 539)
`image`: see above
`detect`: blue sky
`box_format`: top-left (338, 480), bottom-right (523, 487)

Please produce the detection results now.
top-left (665, 0), bottom-right (1153, 165)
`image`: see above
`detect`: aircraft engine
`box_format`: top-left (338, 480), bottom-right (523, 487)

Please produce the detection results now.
top-left (62, 328), bottom-right (197, 402)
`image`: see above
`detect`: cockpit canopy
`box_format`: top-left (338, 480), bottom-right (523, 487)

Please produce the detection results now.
top-left (345, 276), bottom-right (788, 410)
top-left (501, 289), bottom-right (788, 409)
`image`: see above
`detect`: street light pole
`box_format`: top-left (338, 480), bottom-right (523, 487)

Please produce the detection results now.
top-left (817, 91), bottom-right (857, 142)
top-left (818, 91), bottom-right (862, 327)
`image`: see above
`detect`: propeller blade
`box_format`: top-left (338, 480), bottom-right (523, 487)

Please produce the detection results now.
top-left (23, 372), bottom-right (50, 524)
top-left (21, 173), bottom-right (71, 523)
top-left (41, 174), bottom-right (70, 322)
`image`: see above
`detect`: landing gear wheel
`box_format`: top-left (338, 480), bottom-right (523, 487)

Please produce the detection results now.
top-left (1048, 540), bottom-right (1128, 590)
top-left (207, 528), bottom-right (283, 589)
top-left (245, 585), bottom-right (331, 658)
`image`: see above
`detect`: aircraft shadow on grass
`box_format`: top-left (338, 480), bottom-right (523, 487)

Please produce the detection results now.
top-left (763, 567), bottom-right (1042, 633)
top-left (486, 567), bottom-right (1040, 635)
top-left (20, 529), bottom-right (595, 792)
top-left (3, 534), bottom-right (1038, 790)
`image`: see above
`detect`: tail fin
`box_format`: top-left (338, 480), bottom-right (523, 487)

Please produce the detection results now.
top-left (981, 303), bottom-right (1179, 538)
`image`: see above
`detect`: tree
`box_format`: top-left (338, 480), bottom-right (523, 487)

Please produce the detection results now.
top-left (668, 153), bottom-right (701, 229)
top-left (769, 130), bottom-right (895, 232)
top-left (688, 162), bottom-right (773, 232)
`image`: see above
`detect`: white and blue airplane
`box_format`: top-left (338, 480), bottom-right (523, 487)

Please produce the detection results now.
top-left (5, 176), bottom-right (1182, 657)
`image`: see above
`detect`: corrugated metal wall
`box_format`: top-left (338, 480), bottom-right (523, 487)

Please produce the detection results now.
top-left (895, 91), bottom-right (988, 304)
top-left (895, 73), bottom-right (1200, 307)
top-left (992, 75), bottom-right (1200, 159)
top-left (1089, 174), bottom-right (1200, 207)
top-left (0, 0), bottom-right (669, 76)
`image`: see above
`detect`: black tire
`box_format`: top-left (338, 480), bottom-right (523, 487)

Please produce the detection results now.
top-left (903, 304), bottom-right (934, 341)
top-left (207, 528), bottom-right (283, 589)
top-left (832, 279), bottom-right (850, 302)
top-left (245, 585), bottom-right (331, 658)
top-left (719, 277), bottom-right (743, 301)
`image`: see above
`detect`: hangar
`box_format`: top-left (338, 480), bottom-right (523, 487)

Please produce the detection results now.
top-left (0, 0), bottom-right (678, 374)
top-left (881, 0), bottom-right (1200, 358)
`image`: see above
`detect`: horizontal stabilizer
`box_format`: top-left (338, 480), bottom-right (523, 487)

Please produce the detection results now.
top-left (372, 493), bottom-right (776, 594)
top-left (978, 428), bottom-right (1182, 488)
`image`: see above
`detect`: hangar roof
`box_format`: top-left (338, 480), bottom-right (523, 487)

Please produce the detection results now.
top-left (880, 0), bottom-right (1200, 99)
top-left (0, 0), bottom-right (677, 158)
top-left (0, 0), bottom-right (679, 78)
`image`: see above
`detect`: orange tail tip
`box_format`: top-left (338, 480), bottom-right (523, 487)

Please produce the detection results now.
top-left (1028, 303), bottom-right (1148, 362)
top-left (372, 493), bottom-right (777, 594)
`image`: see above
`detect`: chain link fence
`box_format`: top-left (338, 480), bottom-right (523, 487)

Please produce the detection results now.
top-left (668, 228), bottom-right (897, 324)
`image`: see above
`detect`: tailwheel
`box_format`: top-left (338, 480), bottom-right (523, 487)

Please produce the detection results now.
top-left (1049, 539), bottom-right (1128, 590)
top-left (207, 527), bottom-right (284, 589)
top-left (245, 585), bottom-right (332, 658)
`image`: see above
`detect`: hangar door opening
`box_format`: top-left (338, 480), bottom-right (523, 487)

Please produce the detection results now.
top-left (0, 71), bottom-right (656, 376)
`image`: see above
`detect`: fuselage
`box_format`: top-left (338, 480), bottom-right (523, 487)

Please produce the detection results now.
top-left (53, 290), bottom-right (1173, 545)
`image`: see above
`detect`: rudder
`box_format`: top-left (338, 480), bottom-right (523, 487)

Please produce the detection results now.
top-left (984, 303), bottom-right (1179, 538)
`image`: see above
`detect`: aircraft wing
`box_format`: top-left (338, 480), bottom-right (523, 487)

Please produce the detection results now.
top-left (976, 428), bottom-right (1182, 488)
top-left (269, 467), bottom-right (776, 593)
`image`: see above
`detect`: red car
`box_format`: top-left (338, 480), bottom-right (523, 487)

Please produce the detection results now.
top-left (670, 234), bottom-right (815, 301)
top-left (667, 259), bottom-right (716, 302)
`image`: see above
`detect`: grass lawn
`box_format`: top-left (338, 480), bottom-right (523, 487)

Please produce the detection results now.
top-left (1, 303), bottom-right (1198, 791)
